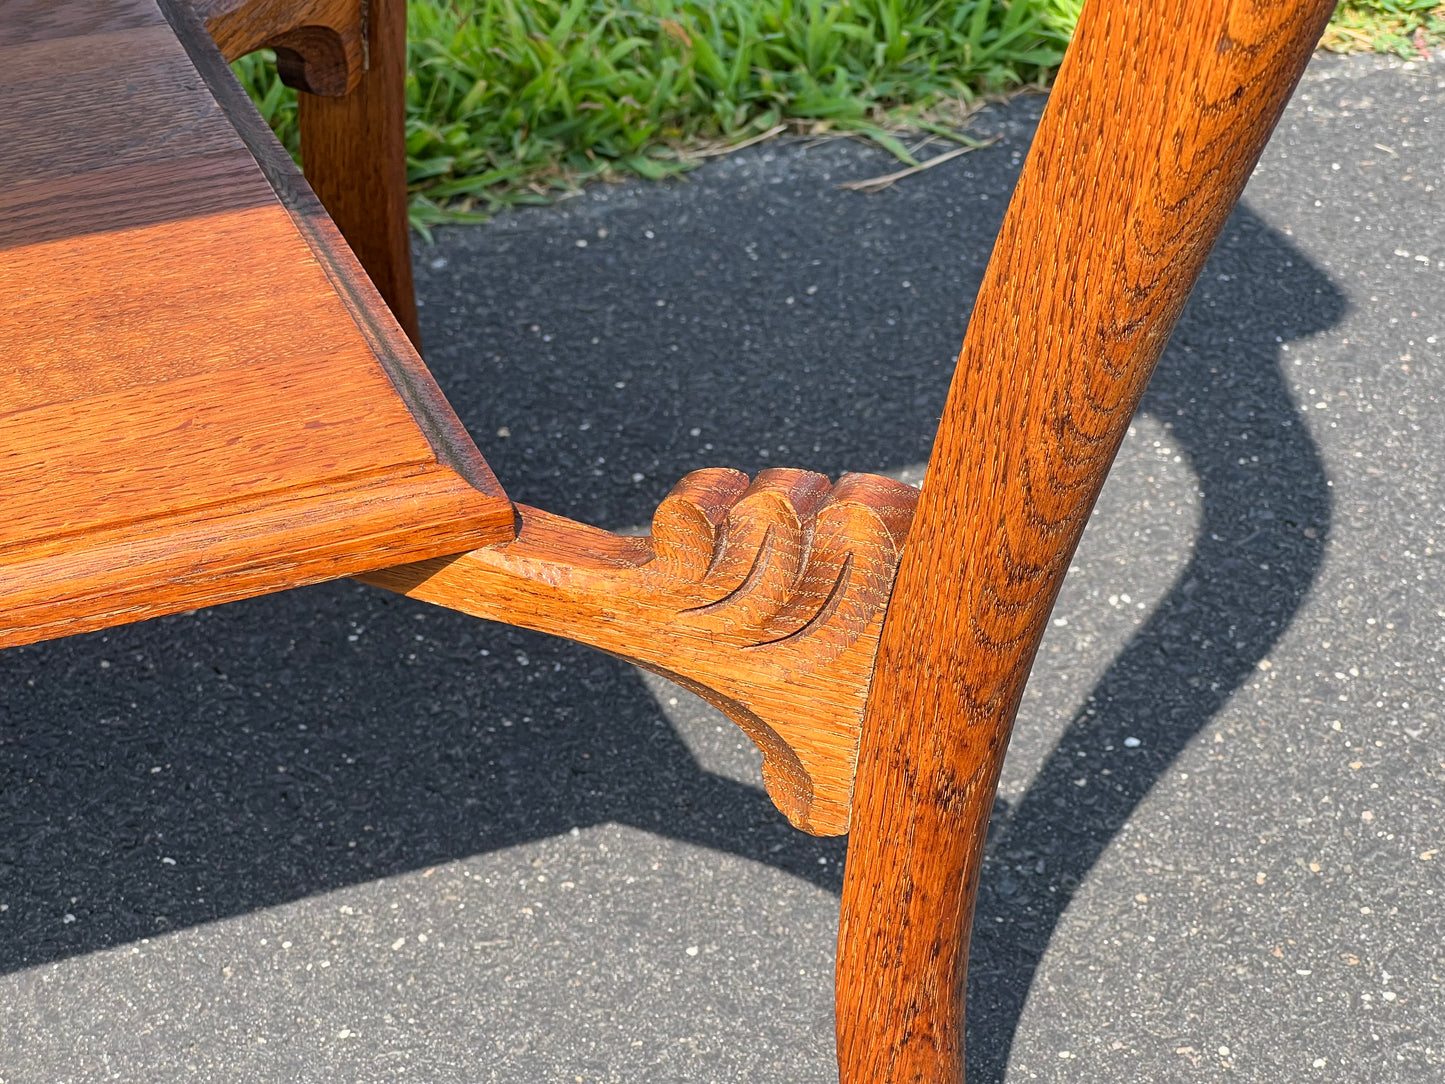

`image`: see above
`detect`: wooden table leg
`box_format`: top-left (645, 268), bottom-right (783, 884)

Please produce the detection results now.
top-left (296, 0), bottom-right (419, 346)
top-left (834, 1), bottom-right (1336, 1079)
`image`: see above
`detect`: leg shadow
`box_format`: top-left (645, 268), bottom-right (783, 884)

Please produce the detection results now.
top-left (964, 205), bottom-right (1344, 1080)
top-left (0, 586), bottom-right (845, 973)
top-left (0, 119), bottom-right (1338, 1083)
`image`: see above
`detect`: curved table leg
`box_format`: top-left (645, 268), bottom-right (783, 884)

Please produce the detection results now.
top-left (834, 0), bottom-right (1336, 1078)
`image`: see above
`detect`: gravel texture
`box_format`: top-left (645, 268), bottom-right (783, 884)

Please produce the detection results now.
top-left (2, 49), bottom-right (1443, 1083)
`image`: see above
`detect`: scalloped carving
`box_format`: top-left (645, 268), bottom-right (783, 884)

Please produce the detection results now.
top-left (361, 468), bottom-right (918, 835)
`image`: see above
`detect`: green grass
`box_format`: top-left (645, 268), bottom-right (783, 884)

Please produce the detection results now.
top-left (232, 0), bottom-right (1439, 232)
top-left (1320, 0), bottom-right (1445, 56)
top-left (234, 0), bottom-right (1076, 230)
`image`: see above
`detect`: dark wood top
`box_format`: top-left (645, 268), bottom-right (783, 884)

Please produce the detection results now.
top-left (0, 0), bottom-right (513, 649)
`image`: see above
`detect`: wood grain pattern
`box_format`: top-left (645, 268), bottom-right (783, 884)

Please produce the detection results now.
top-left (0, 0), bottom-right (511, 650)
top-left (834, 1), bottom-right (1337, 1079)
top-left (194, 0), bottom-right (416, 339)
top-left (291, 0), bottom-right (419, 345)
top-left (198, 0), bottom-right (365, 96)
top-left (0, 0), bottom-right (164, 47)
top-left (362, 468), bottom-right (918, 836)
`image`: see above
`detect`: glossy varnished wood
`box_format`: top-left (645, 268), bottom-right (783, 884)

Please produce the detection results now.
top-left (364, 468), bottom-right (918, 836)
top-left (193, 0), bottom-right (417, 341)
top-left (1, 0), bottom-right (1342, 1076)
top-left (835, 0), bottom-right (1337, 1079)
top-left (295, 0), bottom-right (419, 345)
top-left (0, 0), bottom-right (511, 649)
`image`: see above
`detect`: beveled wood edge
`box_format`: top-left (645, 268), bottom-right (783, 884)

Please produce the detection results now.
top-left (0, 465), bottom-right (513, 650)
top-left (158, 0), bottom-right (506, 504)
top-left (23, 1), bottom-right (916, 845)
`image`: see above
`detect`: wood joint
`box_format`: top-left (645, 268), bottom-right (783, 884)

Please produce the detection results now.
top-left (195, 0), bottom-right (365, 96)
top-left (361, 468), bottom-right (918, 835)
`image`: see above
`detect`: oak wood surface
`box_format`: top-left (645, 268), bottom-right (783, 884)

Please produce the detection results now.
top-left (0, 0), bottom-right (511, 650)
top-left (364, 468), bottom-right (918, 836)
top-left (834, 1), bottom-right (1337, 1079)
top-left (194, 0), bottom-right (417, 341)
top-left (292, 0), bottom-right (420, 345)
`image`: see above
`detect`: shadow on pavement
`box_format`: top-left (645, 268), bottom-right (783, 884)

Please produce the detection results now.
top-left (0, 591), bottom-right (847, 972)
top-left (965, 209), bottom-right (1343, 1081)
top-left (0, 126), bottom-right (1340, 1084)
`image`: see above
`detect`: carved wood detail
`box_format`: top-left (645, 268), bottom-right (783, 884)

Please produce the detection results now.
top-left (361, 468), bottom-right (918, 836)
top-left (196, 0), bottom-right (364, 96)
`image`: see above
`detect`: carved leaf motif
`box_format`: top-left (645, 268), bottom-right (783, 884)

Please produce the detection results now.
top-left (361, 467), bottom-right (918, 834)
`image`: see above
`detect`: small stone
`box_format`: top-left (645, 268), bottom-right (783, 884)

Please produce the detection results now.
top-left (391, 937), bottom-right (406, 951)
top-left (1124, 737), bottom-right (1141, 748)
top-left (686, 946), bottom-right (699, 956)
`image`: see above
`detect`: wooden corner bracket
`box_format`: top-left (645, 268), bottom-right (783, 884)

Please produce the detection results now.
top-left (361, 468), bottom-right (918, 835)
top-left (196, 0), bottom-right (366, 96)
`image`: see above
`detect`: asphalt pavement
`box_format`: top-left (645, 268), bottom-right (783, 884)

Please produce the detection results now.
top-left (2, 48), bottom-right (1443, 1083)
